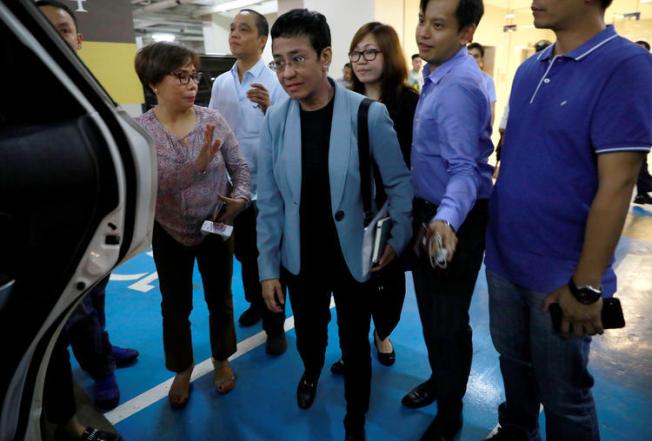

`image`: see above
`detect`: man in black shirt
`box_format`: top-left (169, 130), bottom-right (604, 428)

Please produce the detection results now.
top-left (256, 9), bottom-right (413, 441)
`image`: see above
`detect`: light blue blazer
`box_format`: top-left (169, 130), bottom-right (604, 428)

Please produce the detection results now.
top-left (256, 80), bottom-right (413, 283)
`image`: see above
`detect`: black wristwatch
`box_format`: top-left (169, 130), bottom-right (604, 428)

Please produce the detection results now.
top-left (568, 278), bottom-right (602, 305)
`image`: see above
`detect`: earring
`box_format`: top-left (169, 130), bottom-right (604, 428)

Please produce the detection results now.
top-left (154, 88), bottom-right (158, 94)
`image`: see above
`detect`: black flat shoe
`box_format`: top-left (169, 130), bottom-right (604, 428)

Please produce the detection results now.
top-left (419, 415), bottom-right (462, 441)
top-left (401, 379), bottom-right (437, 408)
top-left (373, 330), bottom-right (395, 366)
top-left (239, 306), bottom-right (262, 327)
top-left (330, 359), bottom-right (345, 375)
top-left (297, 373), bottom-right (318, 409)
top-left (265, 333), bottom-right (287, 356)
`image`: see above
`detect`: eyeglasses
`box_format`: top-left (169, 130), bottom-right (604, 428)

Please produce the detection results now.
top-left (170, 70), bottom-right (202, 85)
top-left (348, 49), bottom-right (382, 63)
top-left (269, 54), bottom-right (308, 73)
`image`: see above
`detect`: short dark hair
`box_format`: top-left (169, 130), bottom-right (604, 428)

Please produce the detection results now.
top-left (467, 42), bottom-right (484, 57)
top-left (134, 42), bottom-right (200, 88)
top-left (636, 40), bottom-right (650, 51)
top-left (411, 53), bottom-right (421, 60)
top-left (344, 62), bottom-right (351, 69)
top-left (420, 0), bottom-right (484, 31)
top-left (534, 39), bottom-right (552, 52)
top-left (600, 0), bottom-right (613, 9)
top-left (271, 9), bottom-right (331, 55)
top-left (35, 0), bottom-right (78, 28)
top-left (239, 9), bottom-right (269, 37)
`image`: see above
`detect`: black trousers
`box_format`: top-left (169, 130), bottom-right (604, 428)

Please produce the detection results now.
top-left (637, 157), bottom-right (652, 195)
top-left (411, 198), bottom-right (488, 421)
top-left (233, 203), bottom-right (285, 336)
top-left (66, 276), bottom-right (115, 379)
top-left (44, 332), bottom-right (76, 424)
top-left (152, 222), bottom-right (237, 373)
top-left (283, 253), bottom-right (372, 433)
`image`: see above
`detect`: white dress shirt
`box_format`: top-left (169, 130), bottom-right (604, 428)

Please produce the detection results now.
top-left (209, 58), bottom-right (287, 198)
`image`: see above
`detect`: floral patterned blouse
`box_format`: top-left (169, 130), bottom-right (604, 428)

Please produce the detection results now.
top-left (136, 105), bottom-right (250, 246)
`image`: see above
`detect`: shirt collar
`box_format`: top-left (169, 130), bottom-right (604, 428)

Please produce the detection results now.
top-left (537, 25), bottom-right (617, 62)
top-left (230, 57), bottom-right (266, 79)
top-left (423, 46), bottom-right (469, 85)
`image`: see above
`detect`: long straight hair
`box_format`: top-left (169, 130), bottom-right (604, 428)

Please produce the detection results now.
top-left (349, 22), bottom-right (408, 106)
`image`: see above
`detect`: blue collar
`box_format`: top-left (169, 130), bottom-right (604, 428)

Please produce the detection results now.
top-left (538, 25), bottom-right (618, 62)
top-left (424, 46), bottom-right (469, 85)
top-left (230, 57), bottom-right (266, 79)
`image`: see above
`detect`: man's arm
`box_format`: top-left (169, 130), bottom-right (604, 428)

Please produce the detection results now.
top-left (543, 152), bottom-right (644, 336)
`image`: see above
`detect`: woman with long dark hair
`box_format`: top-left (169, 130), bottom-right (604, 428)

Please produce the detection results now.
top-left (330, 22), bottom-right (418, 374)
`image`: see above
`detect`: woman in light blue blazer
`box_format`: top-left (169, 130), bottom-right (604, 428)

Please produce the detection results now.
top-left (256, 9), bottom-right (413, 441)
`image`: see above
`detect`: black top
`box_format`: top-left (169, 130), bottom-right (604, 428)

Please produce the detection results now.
top-left (369, 85), bottom-right (419, 208)
top-left (382, 85), bottom-right (419, 169)
top-left (299, 94), bottom-right (342, 272)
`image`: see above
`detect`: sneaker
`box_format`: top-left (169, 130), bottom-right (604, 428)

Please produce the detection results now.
top-left (238, 306), bottom-right (262, 327)
top-left (634, 193), bottom-right (652, 205)
top-left (265, 333), bottom-right (287, 356)
top-left (484, 426), bottom-right (529, 441)
top-left (93, 373), bottom-right (120, 410)
top-left (111, 346), bottom-right (139, 368)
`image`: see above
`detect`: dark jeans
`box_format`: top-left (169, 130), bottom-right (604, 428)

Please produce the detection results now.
top-left (66, 276), bottom-right (115, 379)
top-left (152, 222), bottom-right (237, 373)
top-left (233, 203), bottom-right (285, 335)
top-left (283, 254), bottom-right (372, 434)
top-left (411, 198), bottom-right (488, 421)
top-left (487, 270), bottom-right (599, 441)
top-left (44, 332), bottom-right (76, 424)
top-left (637, 156), bottom-right (652, 195)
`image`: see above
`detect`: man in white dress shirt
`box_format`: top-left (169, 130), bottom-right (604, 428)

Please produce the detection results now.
top-left (209, 9), bottom-right (288, 354)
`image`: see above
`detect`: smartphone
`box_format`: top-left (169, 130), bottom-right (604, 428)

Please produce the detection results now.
top-left (549, 297), bottom-right (625, 333)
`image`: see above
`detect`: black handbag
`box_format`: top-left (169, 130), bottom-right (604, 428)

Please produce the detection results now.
top-left (357, 98), bottom-right (406, 340)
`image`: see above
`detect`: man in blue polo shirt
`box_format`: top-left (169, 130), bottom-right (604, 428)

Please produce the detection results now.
top-left (484, 0), bottom-right (652, 439)
top-left (403, 0), bottom-right (493, 439)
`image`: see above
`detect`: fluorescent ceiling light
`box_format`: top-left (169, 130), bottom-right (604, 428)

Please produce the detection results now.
top-left (152, 33), bottom-right (176, 42)
top-left (207, 0), bottom-right (262, 14)
top-left (504, 13), bottom-right (515, 19)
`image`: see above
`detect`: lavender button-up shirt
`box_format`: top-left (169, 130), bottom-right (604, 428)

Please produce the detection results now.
top-left (136, 105), bottom-right (250, 246)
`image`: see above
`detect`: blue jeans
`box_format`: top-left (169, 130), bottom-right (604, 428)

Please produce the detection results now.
top-left (486, 270), bottom-right (600, 441)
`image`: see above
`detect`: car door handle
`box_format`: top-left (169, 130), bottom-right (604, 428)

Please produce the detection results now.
top-left (0, 277), bottom-right (15, 311)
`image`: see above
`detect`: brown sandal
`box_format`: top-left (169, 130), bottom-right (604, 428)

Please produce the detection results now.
top-left (168, 364), bottom-right (194, 408)
top-left (212, 359), bottom-right (236, 394)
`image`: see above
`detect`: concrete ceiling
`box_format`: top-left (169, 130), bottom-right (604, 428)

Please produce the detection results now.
top-left (131, 0), bottom-right (278, 47)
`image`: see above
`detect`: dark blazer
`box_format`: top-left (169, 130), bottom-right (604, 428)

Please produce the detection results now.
top-left (383, 85), bottom-right (419, 169)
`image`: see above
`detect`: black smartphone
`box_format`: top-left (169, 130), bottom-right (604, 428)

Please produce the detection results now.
top-left (550, 297), bottom-right (625, 333)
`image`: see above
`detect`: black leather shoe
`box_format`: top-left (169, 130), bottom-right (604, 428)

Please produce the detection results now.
top-left (419, 415), bottom-right (462, 441)
top-left (484, 426), bottom-right (529, 441)
top-left (297, 373), bottom-right (318, 409)
top-left (55, 426), bottom-right (122, 441)
top-left (401, 380), bottom-right (436, 408)
top-left (265, 333), bottom-right (287, 356)
top-left (373, 330), bottom-right (395, 366)
top-left (344, 430), bottom-right (366, 441)
top-left (330, 359), bottom-right (345, 375)
top-left (634, 193), bottom-right (652, 205)
top-left (238, 306), bottom-right (262, 327)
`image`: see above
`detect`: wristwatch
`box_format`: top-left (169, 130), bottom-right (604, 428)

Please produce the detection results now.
top-left (568, 278), bottom-right (602, 305)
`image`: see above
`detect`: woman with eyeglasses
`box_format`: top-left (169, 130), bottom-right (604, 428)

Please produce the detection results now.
top-left (329, 22), bottom-right (419, 376)
top-left (134, 42), bottom-right (250, 408)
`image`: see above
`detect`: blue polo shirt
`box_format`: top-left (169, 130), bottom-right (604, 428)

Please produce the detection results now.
top-left (485, 26), bottom-right (652, 296)
top-left (411, 46), bottom-right (494, 231)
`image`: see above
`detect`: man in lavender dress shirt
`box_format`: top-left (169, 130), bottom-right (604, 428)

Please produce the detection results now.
top-left (401, 0), bottom-right (493, 439)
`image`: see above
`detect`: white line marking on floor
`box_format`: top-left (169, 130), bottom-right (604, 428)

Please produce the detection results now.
top-left (109, 273), bottom-right (148, 282)
top-left (127, 271), bottom-right (158, 293)
top-left (105, 297), bottom-right (336, 425)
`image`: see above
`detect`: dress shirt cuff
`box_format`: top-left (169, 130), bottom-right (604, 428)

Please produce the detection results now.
top-left (433, 207), bottom-right (461, 233)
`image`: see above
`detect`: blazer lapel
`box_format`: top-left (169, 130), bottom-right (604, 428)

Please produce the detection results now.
top-left (283, 100), bottom-right (302, 204)
top-left (328, 82), bottom-right (352, 212)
